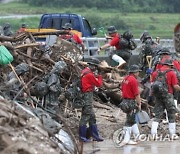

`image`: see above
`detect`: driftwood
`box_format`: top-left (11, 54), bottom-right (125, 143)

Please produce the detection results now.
top-left (93, 101), bottom-right (113, 110)
top-left (15, 43), bottom-right (40, 49)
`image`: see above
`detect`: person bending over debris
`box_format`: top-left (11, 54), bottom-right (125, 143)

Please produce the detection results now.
top-left (97, 26), bottom-right (136, 69)
top-left (60, 23), bottom-right (85, 53)
top-left (44, 61), bottom-right (66, 112)
top-left (79, 58), bottom-right (104, 142)
top-left (118, 64), bottom-right (142, 146)
top-left (150, 59), bottom-right (180, 140)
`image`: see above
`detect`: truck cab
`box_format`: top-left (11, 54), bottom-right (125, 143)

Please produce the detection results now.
top-left (39, 13), bottom-right (97, 37)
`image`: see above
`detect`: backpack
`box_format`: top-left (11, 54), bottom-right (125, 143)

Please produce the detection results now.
top-left (71, 71), bottom-right (90, 108)
top-left (119, 36), bottom-right (136, 50)
top-left (151, 69), bottom-right (172, 96)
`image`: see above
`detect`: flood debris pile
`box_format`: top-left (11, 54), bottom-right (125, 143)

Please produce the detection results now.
top-left (0, 31), bottom-right (179, 153)
top-left (0, 98), bottom-right (80, 154)
top-left (0, 31), bottom-right (128, 153)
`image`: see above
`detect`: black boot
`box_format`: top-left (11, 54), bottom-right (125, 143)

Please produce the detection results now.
top-left (79, 125), bottom-right (91, 142)
top-left (90, 124), bottom-right (104, 142)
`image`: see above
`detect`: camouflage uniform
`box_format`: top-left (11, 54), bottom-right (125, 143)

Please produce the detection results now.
top-left (119, 99), bottom-right (138, 126)
top-left (79, 92), bottom-right (96, 126)
top-left (115, 49), bottom-right (131, 65)
top-left (153, 93), bottom-right (177, 123)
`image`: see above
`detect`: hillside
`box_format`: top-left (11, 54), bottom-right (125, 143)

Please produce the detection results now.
top-left (0, 1), bottom-right (179, 38)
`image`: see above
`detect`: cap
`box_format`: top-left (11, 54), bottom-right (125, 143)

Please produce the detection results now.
top-left (159, 48), bottom-right (171, 55)
top-left (87, 58), bottom-right (101, 66)
top-left (21, 23), bottom-right (27, 28)
top-left (107, 26), bottom-right (117, 34)
top-left (128, 64), bottom-right (142, 73)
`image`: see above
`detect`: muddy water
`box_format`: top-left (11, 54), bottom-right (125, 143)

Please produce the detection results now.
top-left (83, 139), bottom-right (180, 154)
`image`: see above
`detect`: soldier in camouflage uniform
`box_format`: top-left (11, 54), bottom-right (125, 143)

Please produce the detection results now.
top-left (79, 58), bottom-right (103, 142)
top-left (150, 59), bottom-right (180, 140)
top-left (118, 64), bottom-right (142, 146)
top-left (44, 61), bottom-right (66, 112)
top-left (138, 31), bottom-right (160, 71)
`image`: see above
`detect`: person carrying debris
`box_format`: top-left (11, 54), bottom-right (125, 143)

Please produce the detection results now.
top-left (79, 58), bottom-right (104, 142)
top-left (118, 64), bottom-right (141, 146)
top-left (150, 59), bottom-right (180, 140)
top-left (97, 26), bottom-right (136, 68)
top-left (60, 23), bottom-right (85, 53)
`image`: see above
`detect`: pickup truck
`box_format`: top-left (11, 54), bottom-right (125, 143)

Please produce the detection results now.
top-left (38, 13), bottom-right (97, 37)
top-left (25, 13), bottom-right (100, 56)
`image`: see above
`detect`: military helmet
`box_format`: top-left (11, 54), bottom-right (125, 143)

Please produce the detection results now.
top-left (128, 64), bottom-right (142, 73)
top-left (107, 26), bottom-right (117, 34)
top-left (140, 31), bottom-right (152, 43)
top-left (87, 57), bottom-right (100, 66)
top-left (159, 48), bottom-right (171, 55)
top-left (162, 59), bottom-right (173, 66)
top-left (122, 31), bottom-right (133, 40)
top-left (62, 23), bottom-right (72, 30)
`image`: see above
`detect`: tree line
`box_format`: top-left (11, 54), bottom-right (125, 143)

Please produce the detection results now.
top-left (21, 0), bottom-right (180, 13)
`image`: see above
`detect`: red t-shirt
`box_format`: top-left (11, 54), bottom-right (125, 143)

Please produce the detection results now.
top-left (18, 27), bottom-right (26, 33)
top-left (109, 33), bottom-right (120, 50)
top-left (81, 67), bottom-right (102, 93)
top-left (121, 74), bottom-right (139, 99)
top-left (60, 33), bottom-right (83, 44)
top-left (151, 65), bottom-right (178, 94)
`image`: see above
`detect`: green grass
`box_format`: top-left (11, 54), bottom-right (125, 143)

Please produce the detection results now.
top-left (0, 2), bottom-right (179, 39)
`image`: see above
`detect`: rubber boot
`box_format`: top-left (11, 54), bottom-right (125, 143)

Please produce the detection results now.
top-left (169, 123), bottom-right (179, 140)
top-left (132, 124), bottom-right (140, 142)
top-left (90, 124), bottom-right (104, 142)
top-left (151, 121), bottom-right (159, 140)
top-left (79, 125), bottom-right (91, 142)
top-left (118, 127), bottom-right (137, 147)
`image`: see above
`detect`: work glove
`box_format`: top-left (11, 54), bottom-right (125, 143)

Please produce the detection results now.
top-left (146, 68), bottom-right (152, 75)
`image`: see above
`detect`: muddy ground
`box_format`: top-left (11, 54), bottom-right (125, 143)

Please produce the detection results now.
top-left (66, 101), bottom-right (180, 141)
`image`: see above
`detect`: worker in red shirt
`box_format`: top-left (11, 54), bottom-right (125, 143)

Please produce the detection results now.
top-left (97, 26), bottom-right (133, 68)
top-left (150, 59), bottom-right (180, 140)
top-left (60, 23), bottom-right (85, 53)
top-left (17, 23), bottom-right (27, 33)
top-left (155, 48), bottom-right (180, 71)
top-left (79, 58), bottom-right (103, 142)
top-left (118, 64), bottom-right (142, 146)
top-left (97, 26), bottom-right (120, 51)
